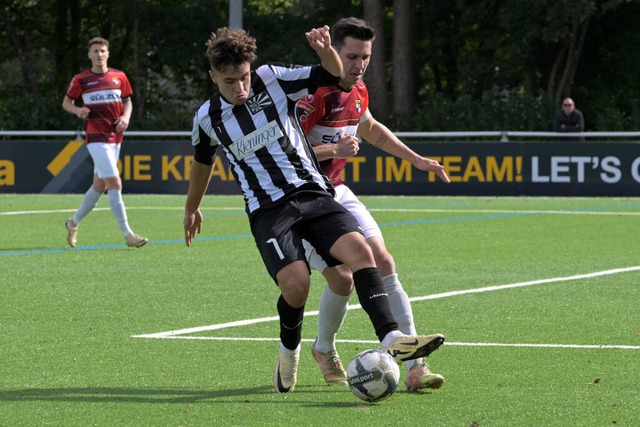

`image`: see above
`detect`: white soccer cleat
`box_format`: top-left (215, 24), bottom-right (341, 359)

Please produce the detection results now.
top-left (273, 348), bottom-right (299, 393)
top-left (65, 218), bottom-right (78, 247)
top-left (125, 233), bottom-right (148, 248)
top-left (385, 333), bottom-right (445, 363)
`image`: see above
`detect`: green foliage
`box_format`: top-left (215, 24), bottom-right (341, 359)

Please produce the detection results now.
top-left (1, 0), bottom-right (639, 131)
top-left (400, 88), bottom-right (557, 131)
top-left (0, 93), bottom-right (79, 130)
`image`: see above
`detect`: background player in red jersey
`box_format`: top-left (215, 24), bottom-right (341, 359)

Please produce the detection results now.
top-left (297, 17), bottom-right (450, 391)
top-left (62, 37), bottom-right (147, 248)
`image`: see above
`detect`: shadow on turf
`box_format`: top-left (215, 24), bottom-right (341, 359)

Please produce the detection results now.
top-left (0, 385), bottom-right (368, 405)
top-left (0, 386), bottom-right (276, 403)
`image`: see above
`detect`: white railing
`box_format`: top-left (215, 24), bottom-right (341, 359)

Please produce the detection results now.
top-left (1, 130), bottom-right (640, 142)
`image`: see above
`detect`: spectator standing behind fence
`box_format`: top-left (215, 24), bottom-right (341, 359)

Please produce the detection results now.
top-left (62, 37), bottom-right (148, 248)
top-left (554, 97), bottom-right (585, 141)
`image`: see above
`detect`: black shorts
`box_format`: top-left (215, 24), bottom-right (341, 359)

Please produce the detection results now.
top-left (249, 191), bottom-right (362, 282)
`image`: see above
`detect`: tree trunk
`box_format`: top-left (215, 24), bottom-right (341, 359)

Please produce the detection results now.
top-left (132, 14), bottom-right (144, 120)
top-left (363, 0), bottom-right (389, 122)
top-left (556, 19), bottom-right (589, 101)
top-left (549, 19), bottom-right (589, 103)
top-left (0, 2), bottom-right (40, 96)
top-left (392, 0), bottom-right (417, 127)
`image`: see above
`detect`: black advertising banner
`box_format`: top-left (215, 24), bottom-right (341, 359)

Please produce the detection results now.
top-left (1, 139), bottom-right (639, 196)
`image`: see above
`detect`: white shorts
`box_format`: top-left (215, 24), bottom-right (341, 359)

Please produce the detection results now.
top-left (304, 184), bottom-right (383, 272)
top-left (87, 142), bottom-right (121, 179)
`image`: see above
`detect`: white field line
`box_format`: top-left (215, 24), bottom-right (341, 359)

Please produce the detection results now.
top-left (131, 266), bottom-right (640, 350)
top-left (131, 336), bottom-right (640, 350)
top-left (0, 207), bottom-right (240, 215)
top-left (2, 207), bottom-right (640, 216)
top-left (368, 208), bottom-right (640, 216)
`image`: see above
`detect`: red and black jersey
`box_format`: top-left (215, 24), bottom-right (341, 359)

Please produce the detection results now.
top-left (66, 68), bottom-right (132, 144)
top-left (297, 80), bottom-right (370, 187)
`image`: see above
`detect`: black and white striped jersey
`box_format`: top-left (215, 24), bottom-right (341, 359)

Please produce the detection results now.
top-left (192, 63), bottom-right (339, 213)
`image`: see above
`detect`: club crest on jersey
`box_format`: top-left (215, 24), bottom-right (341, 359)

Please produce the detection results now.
top-left (247, 92), bottom-right (273, 114)
top-left (355, 99), bottom-right (361, 114)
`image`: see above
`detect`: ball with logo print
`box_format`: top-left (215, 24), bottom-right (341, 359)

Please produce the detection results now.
top-left (347, 349), bottom-right (400, 402)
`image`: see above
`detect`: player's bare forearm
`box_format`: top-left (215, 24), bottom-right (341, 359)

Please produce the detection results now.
top-left (306, 25), bottom-right (343, 77)
top-left (360, 119), bottom-right (450, 183)
top-left (361, 120), bottom-right (414, 160)
top-left (318, 46), bottom-right (342, 77)
top-left (184, 160), bottom-right (213, 246)
top-left (62, 96), bottom-right (90, 119)
top-left (185, 160), bottom-right (213, 214)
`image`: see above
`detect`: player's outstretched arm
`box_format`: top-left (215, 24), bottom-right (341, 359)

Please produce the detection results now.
top-left (358, 116), bottom-right (450, 183)
top-left (305, 25), bottom-right (342, 77)
top-left (184, 160), bottom-right (214, 246)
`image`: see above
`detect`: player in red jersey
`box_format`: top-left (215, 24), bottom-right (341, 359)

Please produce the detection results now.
top-left (297, 17), bottom-right (450, 391)
top-left (62, 37), bottom-right (147, 248)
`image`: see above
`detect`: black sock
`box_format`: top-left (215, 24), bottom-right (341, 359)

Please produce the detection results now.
top-left (353, 267), bottom-right (398, 342)
top-left (277, 295), bottom-right (304, 351)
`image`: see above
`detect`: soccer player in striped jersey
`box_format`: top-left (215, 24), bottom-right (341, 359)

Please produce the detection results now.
top-left (62, 37), bottom-right (148, 248)
top-left (184, 26), bottom-right (444, 393)
top-left (297, 17), bottom-right (450, 391)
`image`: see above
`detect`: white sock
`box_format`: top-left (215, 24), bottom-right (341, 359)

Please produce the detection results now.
top-left (279, 343), bottom-right (300, 355)
top-left (315, 284), bottom-right (349, 353)
top-left (108, 189), bottom-right (133, 236)
top-left (72, 187), bottom-right (102, 224)
top-left (380, 330), bottom-right (404, 348)
top-left (383, 273), bottom-right (420, 369)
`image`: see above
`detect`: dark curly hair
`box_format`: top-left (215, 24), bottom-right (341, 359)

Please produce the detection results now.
top-left (330, 17), bottom-right (375, 51)
top-left (205, 28), bottom-right (257, 72)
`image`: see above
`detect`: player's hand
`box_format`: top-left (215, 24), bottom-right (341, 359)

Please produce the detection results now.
top-left (305, 25), bottom-right (332, 52)
top-left (184, 209), bottom-right (203, 247)
top-left (334, 135), bottom-right (360, 159)
top-left (414, 157), bottom-right (451, 183)
top-left (114, 116), bottom-right (129, 133)
top-left (76, 107), bottom-right (91, 120)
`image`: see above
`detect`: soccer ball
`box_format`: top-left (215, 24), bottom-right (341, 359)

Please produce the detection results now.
top-left (347, 349), bottom-right (400, 402)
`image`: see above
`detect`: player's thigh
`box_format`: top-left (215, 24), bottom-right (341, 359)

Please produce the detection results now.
top-left (335, 185), bottom-right (382, 239)
top-left (301, 194), bottom-right (363, 268)
top-left (87, 142), bottom-right (120, 179)
top-left (329, 231), bottom-right (375, 270)
top-left (250, 201), bottom-right (308, 282)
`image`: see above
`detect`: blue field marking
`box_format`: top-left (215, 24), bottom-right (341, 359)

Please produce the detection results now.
top-left (377, 211), bottom-right (538, 227)
top-left (0, 234), bottom-right (253, 257)
top-left (0, 212), bottom-right (509, 257)
top-left (2, 204), bottom-right (636, 257)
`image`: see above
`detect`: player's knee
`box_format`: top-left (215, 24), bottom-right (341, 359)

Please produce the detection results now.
top-left (325, 267), bottom-right (353, 296)
top-left (277, 268), bottom-right (310, 307)
top-left (374, 251), bottom-right (395, 275)
top-left (92, 182), bottom-right (107, 193)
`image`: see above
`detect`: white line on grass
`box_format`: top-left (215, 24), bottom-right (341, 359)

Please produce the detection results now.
top-left (130, 336), bottom-right (640, 350)
top-left (3, 207), bottom-right (640, 216)
top-left (132, 266), bottom-right (640, 350)
top-left (369, 208), bottom-right (640, 216)
top-left (0, 207), bottom-right (241, 215)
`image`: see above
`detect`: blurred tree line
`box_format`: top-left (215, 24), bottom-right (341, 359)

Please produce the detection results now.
top-left (1, 0), bottom-right (638, 132)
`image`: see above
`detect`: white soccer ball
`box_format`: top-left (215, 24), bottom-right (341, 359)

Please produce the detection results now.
top-left (347, 349), bottom-right (400, 402)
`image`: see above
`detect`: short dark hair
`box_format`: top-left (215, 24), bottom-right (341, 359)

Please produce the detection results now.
top-left (331, 17), bottom-right (375, 50)
top-left (88, 37), bottom-right (109, 50)
top-left (205, 28), bottom-right (257, 72)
